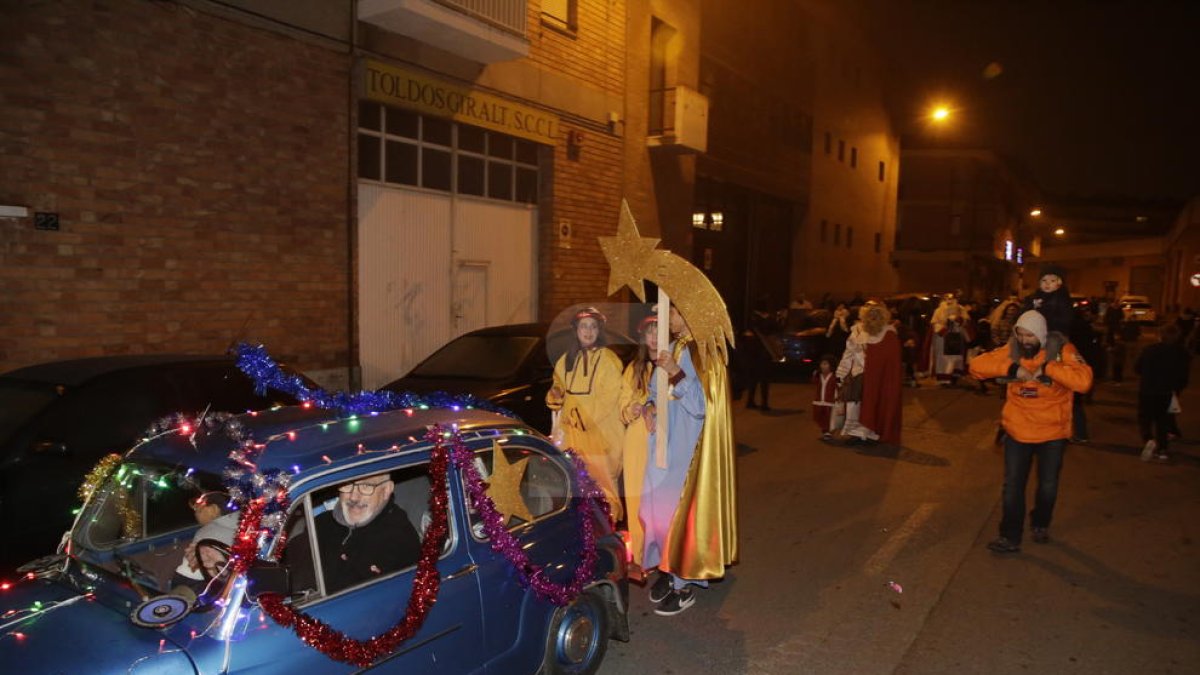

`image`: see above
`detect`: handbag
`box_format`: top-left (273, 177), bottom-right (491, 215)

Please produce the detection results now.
top-left (1168, 393), bottom-right (1182, 414)
top-left (830, 401), bottom-right (847, 432)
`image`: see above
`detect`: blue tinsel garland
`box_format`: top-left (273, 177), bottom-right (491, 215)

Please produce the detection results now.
top-left (233, 343), bottom-right (519, 421)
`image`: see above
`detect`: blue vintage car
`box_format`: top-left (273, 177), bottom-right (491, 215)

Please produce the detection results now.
top-left (0, 405), bottom-right (628, 674)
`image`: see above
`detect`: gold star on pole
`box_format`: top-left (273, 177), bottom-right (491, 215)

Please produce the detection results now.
top-left (598, 200), bottom-right (660, 300)
top-left (485, 440), bottom-right (533, 524)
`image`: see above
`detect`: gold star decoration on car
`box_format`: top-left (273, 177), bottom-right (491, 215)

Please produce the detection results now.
top-left (485, 440), bottom-right (533, 525)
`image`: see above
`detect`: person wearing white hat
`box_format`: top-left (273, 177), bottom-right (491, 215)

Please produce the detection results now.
top-left (969, 310), bottom-right (1093, 553)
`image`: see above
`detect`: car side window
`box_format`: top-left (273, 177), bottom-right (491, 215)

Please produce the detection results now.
top-left (466, 442), bottom-right (570, 538)
top-left (284, 463), bottom-right (441, 600)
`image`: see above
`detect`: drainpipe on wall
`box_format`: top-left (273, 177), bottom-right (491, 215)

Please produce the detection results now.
top-left (347, 0), bottom-right (360, 389)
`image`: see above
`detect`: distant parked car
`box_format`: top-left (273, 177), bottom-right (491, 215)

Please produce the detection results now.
top-left (1121, 301), bottom-right (1157, 324)
top-left (0, 405), bottom-right (628, 674)
top-left (382, 323), bottom-right (634, 436)
top-left (0, 355), bottom-right (315, 574)
top-left (772, 308), bottom-right (830, 376)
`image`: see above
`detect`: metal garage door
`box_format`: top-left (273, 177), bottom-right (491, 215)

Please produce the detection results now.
top-left (358, 184), bottom-right (537, 389)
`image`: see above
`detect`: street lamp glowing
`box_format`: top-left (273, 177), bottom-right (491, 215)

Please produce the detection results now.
top-left (1054, 227), bottom-right (1065, 237)
top-left (931, 106), bottom-right (951, 122)
top-left (1029, 208), bottom-right (1042, 217)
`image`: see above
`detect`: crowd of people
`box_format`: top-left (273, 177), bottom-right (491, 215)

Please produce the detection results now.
top-left (734, 266), bottom-right (1192, 555)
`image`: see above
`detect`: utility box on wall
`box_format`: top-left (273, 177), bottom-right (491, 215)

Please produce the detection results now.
top-left (647, 85), bottom-right (708, 153)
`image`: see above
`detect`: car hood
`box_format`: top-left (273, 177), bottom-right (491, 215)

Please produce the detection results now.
top-left (0, 578), bottom-right (196, 674)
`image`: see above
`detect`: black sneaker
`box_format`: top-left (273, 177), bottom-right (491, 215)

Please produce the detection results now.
top-left (1031, 527), bottom-right (1050, 544)
top-left (653, 588), bottom-right (696, 616)
top-left (648, 573), bottom-right (672, 604)
top-left (986, 536), bottom-right (1021, 553)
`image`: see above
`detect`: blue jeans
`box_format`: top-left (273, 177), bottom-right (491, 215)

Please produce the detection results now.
top-left (1000, 437), bottom-right (1066, 543)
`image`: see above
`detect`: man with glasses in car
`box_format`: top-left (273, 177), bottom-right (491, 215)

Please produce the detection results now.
top-left (312, 471), bottom-right (421, 593)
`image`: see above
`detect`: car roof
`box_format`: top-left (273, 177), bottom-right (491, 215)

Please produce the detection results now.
top-left (128, 405), bottom-right (528, 480)
top-left (459, 322), bottom-right (549, 338)
top-left (1, 355), bottom-right (243, 387)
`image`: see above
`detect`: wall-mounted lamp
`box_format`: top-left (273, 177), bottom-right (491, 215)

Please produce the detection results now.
top-left (710, 212), bottom-right (724, 232)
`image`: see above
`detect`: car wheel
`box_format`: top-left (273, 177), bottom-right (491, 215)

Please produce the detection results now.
top-left (540, 590), bottom-right (609, 675)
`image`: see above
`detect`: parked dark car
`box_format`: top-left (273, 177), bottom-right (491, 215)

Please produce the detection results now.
top-left (773, 308), bottom-right (830, 377)
top-left (382, 323), bottom-right (635, 435)
top-left (0, 355), bottom-right (314, 574)
top-left (0, 405), bottom-right (628, 674)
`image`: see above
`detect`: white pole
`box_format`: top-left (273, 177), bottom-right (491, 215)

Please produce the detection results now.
top-left (655, 291), bottom-right (670, 469)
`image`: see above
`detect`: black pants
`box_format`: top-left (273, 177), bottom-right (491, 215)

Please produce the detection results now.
top-left (1000, 437), bottom-right (1066, 543)
top-left (1138, 392), bottom-right (1173, 452)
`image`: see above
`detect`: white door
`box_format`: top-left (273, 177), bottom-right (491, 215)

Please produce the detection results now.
top-left (358, 185), bottom-right (537, 389)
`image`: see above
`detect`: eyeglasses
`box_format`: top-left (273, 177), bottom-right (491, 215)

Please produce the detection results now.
top-left (337, 479), bottom-right (390, 496)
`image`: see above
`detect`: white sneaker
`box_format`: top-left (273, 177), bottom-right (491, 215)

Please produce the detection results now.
top-left (1140, 439), bottom-right (1157, 462)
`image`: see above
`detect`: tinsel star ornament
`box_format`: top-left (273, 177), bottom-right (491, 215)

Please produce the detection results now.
top-left (598, 199), bottom-right (735, 368)
top-left (485, 440), bottom-right (533, 524)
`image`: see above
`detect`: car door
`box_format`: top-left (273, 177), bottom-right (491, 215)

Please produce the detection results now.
top-left (205, 460), bottom-right (486, 674)
top-left (461, 436), bottom-right (579, 673)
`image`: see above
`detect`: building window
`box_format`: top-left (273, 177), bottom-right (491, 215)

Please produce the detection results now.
top-left (847, 226), bottom-right (854, 248)
top-left (358, 101), bottom-right (540, 204)
top-left (824, 132), bottom-right (831, 155)
top-left (850, 147), bottom-right (857, 168)
top-left (820, 219), bottom-right (827, 243)
top-left (834, 223), bottom-right (841, 245)
top-left (648, 18), bottom-right (678, 137)
top-left (874, 232), bottom-right (882, 253)
top-left (878, 160), bottom-right (886, 182)
top-left (837, 140), bottom-right (845, 162)
top-left (542, 0), bottom-right (578, 31)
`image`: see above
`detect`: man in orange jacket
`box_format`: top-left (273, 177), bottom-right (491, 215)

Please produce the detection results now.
top-left (970, 310), bottom-right (1093, 553)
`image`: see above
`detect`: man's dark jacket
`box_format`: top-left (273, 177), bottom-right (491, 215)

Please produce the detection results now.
top-left (314, 501), bottom-right (421, 593)
top-left (1135, 341), bottom-right (1190, 397)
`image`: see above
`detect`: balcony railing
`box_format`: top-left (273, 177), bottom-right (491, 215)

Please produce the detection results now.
top-left (359, 0), bottom-right (529, 63)
top-left (435, 0), bottom-right (526, 38)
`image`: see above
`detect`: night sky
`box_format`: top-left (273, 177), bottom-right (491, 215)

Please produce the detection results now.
top-left (859, 0), bottom-right (1200, 203)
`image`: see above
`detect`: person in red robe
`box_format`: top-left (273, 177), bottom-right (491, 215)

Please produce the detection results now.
top-left (812, 354), bottom-right (839, 440)
top-left (836, 301), bottom-right (903, 445)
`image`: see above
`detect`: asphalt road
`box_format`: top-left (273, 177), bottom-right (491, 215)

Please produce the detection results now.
top-left (601, 363), bottom-right (1200, 674)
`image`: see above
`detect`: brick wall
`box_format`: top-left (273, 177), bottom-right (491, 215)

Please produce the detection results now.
top-left (0, 0), bottom-right (352, 374)
top-left (526, 1), bottom-right (628, 320)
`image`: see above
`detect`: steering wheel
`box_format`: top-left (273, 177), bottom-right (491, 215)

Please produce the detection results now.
top-left (194, 538), bottom-right (233, 582)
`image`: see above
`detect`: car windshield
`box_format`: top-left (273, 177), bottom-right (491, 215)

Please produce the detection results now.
top-left (410, 335), bottom-right (539, 379)
top-left (73, 460), bottom-right (230, 591)
top-left (0, 379), bottom-right (57, 449)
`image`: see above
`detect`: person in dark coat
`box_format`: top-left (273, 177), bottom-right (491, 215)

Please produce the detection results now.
top-left (1020, 265), bottom-right (1073, 379)
top-left (312, 472), bottom-right (422, 593)
top-left (1136, 324), bottom-right (1190, 462)
top-left (1067, 306), bottom-right (1102, 442)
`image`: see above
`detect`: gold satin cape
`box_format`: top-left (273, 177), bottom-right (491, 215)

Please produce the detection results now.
top-left (660, 338), bottom-right (739, 580)
top-left (618, 360), bottom-right (652, 567)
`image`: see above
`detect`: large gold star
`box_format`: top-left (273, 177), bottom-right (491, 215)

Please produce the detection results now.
top-left (485, 440), bottom-right (533, 524)
top-left (598, 200), bottom-right (660, 300)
